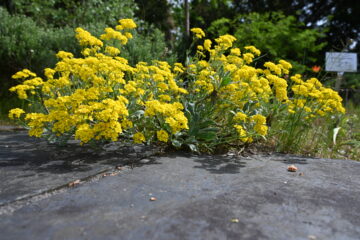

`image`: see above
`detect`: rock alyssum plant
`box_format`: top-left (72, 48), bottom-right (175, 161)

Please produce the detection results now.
top-left (8, 19), bottom-right (345, 152)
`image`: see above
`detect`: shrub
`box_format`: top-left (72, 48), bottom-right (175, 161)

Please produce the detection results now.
top-left (8, 20), bottom-right (345, 153)
top-left (0, 8), bottom-right (175, 106)
top-left (12, 0), bottom-right (136, 28)
top-left (208, 12), bottom-right (326, 74)
top-left (0, 7), bottom-right (81, 75)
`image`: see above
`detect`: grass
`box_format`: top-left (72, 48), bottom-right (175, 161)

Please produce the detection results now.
top-left (267, 100), bottom-right (360, 160)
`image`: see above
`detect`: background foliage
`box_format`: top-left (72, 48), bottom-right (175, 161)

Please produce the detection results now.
top-left (208, 12), bottom-right (326, 73)
top-left (0, 0), bottom-right (174, 117)
top-left (0, 0), bottom-right (359, 158)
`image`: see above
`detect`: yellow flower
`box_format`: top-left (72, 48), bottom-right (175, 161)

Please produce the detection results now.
top-left (159, 94), bottom-right (171, 102)
top-left (230, 48), bottom-right (241, 56)
top-left (234, 112), bottom-right (247, 122)
top-left (75, 124), bottom-right (94, 143)
top-left (121, 119), bottom-right (133, 129)
top-left (44, 68), bottom-right (56, 79)
top-left (254, 124), bottom-right (268, 136)
top-left (250, 114), bottom-right (266, 125)
top-left (133, 132), bottom-right (145, 143)
top-left (124, 32), bottom-right (133, 39)
top-left (118, 19), bottom-right (137, 29)
top-left (215, 34), bottom-right (237, 49)
top-left (279, 60), bottom-right (292, 69)
top-left (105, 46), bottom-right (121, 56)
top-left (242, 53), bottom-right (254, 64)
top-left (244, 46), bottom-right (261, 56)
top-left (12, 69), bottom-right (36, 79)
top-left (9, 84), bottom-right (35, 99)
top-left (56, 51), bottom-right (74, 59)
top-left (264, 62), bottom-right (282, 75)
top-left (8, 108), bottom-right (25, 119)
top-left (204, 39), bottom-right (212, 51)
top-left (191, 28), bottom-right (205, 39)
top-left (25, 113), bottom-right (48, 137)
top-left (157, 130), bottom-right (169, 142)
top-left (75, 27), bottom-right (103, 47)
top-left (234, 125), bottom-right (251, 143)
top-left (174, 63), bottom-right (185, 73)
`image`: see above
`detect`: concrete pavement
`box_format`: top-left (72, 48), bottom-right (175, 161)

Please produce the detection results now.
top-left (1, 131), bottom-right (360, 240)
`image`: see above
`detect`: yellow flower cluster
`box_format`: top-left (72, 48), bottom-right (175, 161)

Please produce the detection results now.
top-left (288, 74), bottom-right (345, 117)
top-left (133, 132), bottom-right (145, 143)
top-left (8, 108), bottom-right (25, 119)
top-left (9, 69), bottom-right (43, 99)
top-left (183, 28), bottom-right (344, 143)
top-left (145, 100), bottom-right (188, 133)
top-left (157, 130), bottom-right (169, 142)
top-left (8, 22), bottom-right (345, 151)
top-left (250, 114), bottom-right (268, 136)
top-left (9, 19), bottom-right (188, 145)
top-left (191, 28), bottom-right (205, 39)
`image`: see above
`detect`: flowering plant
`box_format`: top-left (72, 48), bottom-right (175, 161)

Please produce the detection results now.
top-left (9, 19), bottom-right (345, 152)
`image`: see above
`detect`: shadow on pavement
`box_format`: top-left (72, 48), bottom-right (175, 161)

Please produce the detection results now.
top-left (271, 153), bottom-right (309, 165)
top-left (0, 131), bottom-right (160, 205)
top-left (193, 154), bottom-right (247, 174)
top-left (163, 152), bottom-right (247, 174)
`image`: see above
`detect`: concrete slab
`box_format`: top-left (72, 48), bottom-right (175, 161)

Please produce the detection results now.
top-left (0, 132), bottom-right (360, 240)
top-left (0, 131), bottom-right (157, 205)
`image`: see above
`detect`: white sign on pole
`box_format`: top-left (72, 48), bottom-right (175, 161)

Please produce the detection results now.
top-left (325, 52), bottom-right (357, 72)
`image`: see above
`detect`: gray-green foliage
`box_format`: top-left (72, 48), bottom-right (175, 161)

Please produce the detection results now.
top-left (208, 12), bottom-right (326, 73)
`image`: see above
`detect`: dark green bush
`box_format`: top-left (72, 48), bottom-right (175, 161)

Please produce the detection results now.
top-left (12, 0), bottom-right (136, 28)
top-left (208, 12), bottom-right (326, 74)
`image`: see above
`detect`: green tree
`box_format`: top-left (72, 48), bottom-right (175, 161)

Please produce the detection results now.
top-left (231, 0), bottom-right (360, 52)
top-left (208, 12), bottom-right (326, 73)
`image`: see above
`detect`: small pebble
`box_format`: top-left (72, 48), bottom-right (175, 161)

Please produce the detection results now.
top-left (68, 179), bottom-right (81, 187)
top-left (287, 165), bottom-right (298, 172)
top-left (139, 159), bottom-right (150, 164)
top-left (149, 197), bottom-right (157, 201)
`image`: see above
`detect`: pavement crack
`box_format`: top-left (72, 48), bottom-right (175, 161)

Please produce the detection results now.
top-left (0, 167), bottom-right (114, 216)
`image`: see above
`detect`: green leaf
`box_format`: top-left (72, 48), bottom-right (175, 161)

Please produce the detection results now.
top-left (197, 131), bottom-right (217, 141)
top-left (133, 110), bottom-right (144, 117)
top-left (333, 127), bottom-right (341, 145)
top-left (187, 144), bottom-right (199, 153)
top-left (220, 76), bottom-right (232, 88)
top-left (185, 136), bottom-right (197, 144)
top-left (171, 139), bottom-right (182, 148)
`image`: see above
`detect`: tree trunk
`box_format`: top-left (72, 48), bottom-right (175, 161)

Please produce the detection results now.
top-left (184, 0), bottom-right (190, 38)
